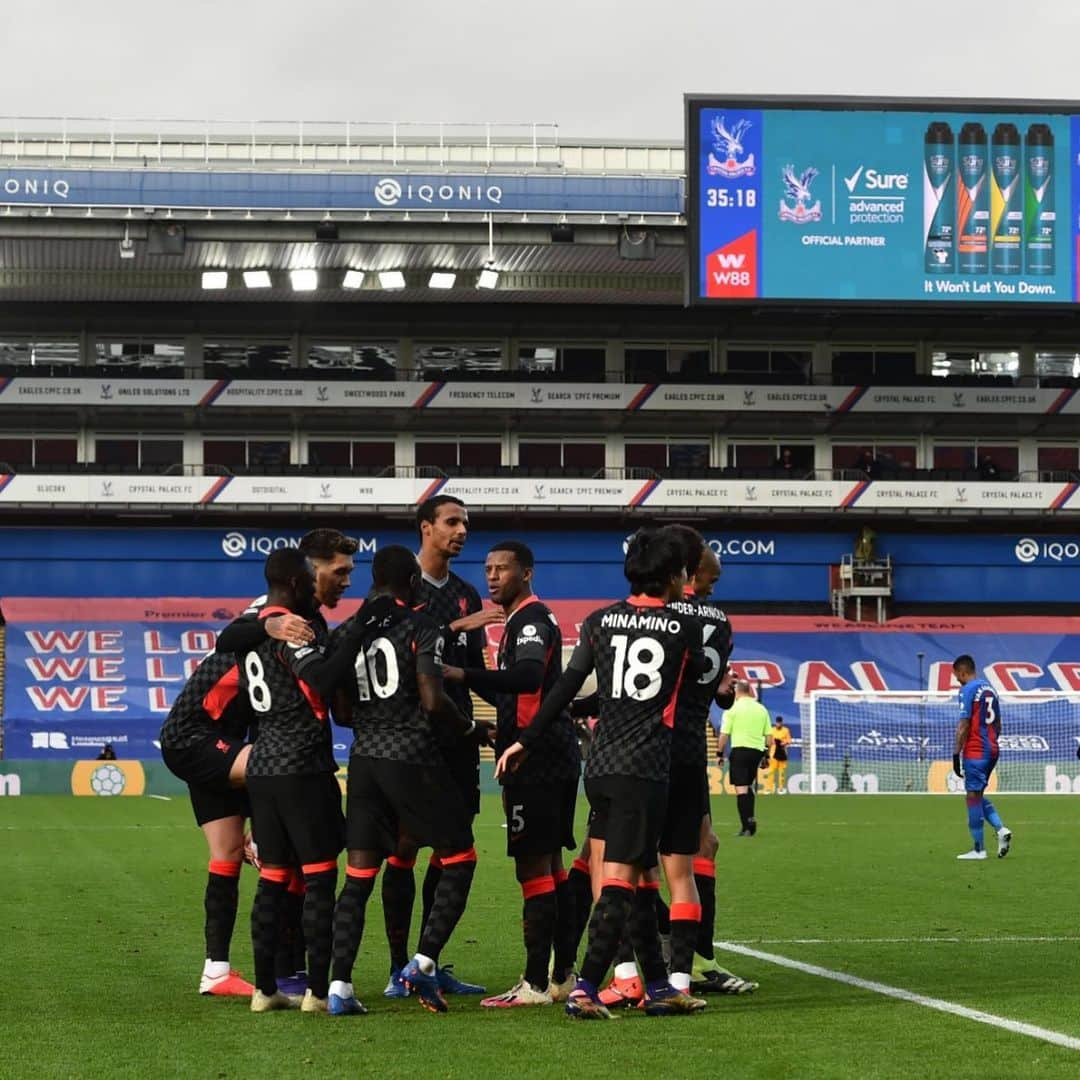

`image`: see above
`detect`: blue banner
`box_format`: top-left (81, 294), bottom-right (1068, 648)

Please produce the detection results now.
top-left (689, 98), bottom-right (1077, 304)
top-left (0, 168), bottom-right (682, 215)
top-left (1, 527), bottom-right (1079, 604)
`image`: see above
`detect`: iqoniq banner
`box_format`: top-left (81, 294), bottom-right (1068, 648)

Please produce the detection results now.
top-left (687, 95), bottom-right (1080, 305)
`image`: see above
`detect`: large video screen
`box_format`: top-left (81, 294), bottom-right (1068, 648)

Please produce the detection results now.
top-left (686, 96), bottom-right (1078, 306)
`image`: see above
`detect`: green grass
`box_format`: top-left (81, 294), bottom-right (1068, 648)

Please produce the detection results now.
top-left (5, 793), bottom-right (1080, 1078)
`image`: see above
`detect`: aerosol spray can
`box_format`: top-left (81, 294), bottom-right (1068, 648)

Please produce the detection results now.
top-left (957, 122), bottom-right (989, 274)
top-left (1024, 123), bottom-right (1055, 274)
top-left (990, 123), bottom-right (1022, 274)
top-left (923, 122), bottom-right (954, 273)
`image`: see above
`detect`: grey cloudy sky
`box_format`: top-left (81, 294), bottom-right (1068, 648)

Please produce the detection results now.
top-left (2, 0), bottom-right (1079, 140)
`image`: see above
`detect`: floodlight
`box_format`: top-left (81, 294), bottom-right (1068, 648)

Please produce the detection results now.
top-left (201, 270), bottom-right (228, 290)
top-left (243, 270), bottom-right (272, 289)
top-left (290, 269), bottom-right (318, 291)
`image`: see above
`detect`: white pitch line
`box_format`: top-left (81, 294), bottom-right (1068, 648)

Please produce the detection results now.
top-left (716, 941), bottom-right (1080, 1052)
top-left (729, 936), bottom-right (1080, 945)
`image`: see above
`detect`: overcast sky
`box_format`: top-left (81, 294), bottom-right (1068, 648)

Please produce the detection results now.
top-left (2, 1), bottom-right (1079, 141)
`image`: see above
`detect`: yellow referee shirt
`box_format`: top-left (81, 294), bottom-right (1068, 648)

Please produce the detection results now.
top-left (720, 697), bottom-right (771, 751)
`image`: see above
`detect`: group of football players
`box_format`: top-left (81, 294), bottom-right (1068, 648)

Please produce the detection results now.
top-left (160, 497), bottom-right (758, 1019)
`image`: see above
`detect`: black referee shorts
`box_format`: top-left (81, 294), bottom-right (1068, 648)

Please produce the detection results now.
top-left (659, 764), bottom-right (710, 856)
top-left (729, 747), bottom-right (766, 787)
top-left (585, 774), bottom-right (666, 869)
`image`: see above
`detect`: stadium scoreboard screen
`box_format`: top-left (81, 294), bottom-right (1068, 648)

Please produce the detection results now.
top-left (685, 95), bottom-right (1080, 307)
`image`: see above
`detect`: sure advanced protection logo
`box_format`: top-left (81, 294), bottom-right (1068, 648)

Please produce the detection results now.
top-left (1015, 537), bottom-right (1080, 564)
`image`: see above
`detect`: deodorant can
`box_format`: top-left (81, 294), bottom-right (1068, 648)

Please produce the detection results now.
top-left (990, 122), bottom-right (1022, 274)
top-left (1024, 123), bottom-right (1055, 275)
top-left (957, 122), bottom-right (989, 274)
top-left (924, 122), bottom-right (954, 273)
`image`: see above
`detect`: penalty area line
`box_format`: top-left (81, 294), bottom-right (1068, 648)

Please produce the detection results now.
top-left (716, 940), bottom-right (1080, 1052)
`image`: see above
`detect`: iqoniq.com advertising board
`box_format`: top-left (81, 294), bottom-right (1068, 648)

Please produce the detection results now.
top-left (686, 96), bottom-right (1080, 305)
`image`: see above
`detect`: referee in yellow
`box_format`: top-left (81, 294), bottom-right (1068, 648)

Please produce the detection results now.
top-left (716, 681), bottom-right (772, 836)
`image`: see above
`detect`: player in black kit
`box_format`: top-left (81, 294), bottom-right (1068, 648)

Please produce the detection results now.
top-left (497, 528), bottom-right (706, 1019)
top-left (379, 496), bottom-right (495, 999)
top-left (241, 549), bottom-right (367, 1015)
top-left (326, 546), bottom-right (483, 1016)
top-left (663, 525), bottom-right (757, 996)
top-left (444, 540), bottom-right (581, 1007)
top-left (160, 650), bottom-right (255, 997)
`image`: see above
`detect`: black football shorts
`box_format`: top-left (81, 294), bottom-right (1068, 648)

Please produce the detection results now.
top-left (585, 774), bottom-right (667, 869)
top-left (502, 779), bottom-right (577, 857)
top-left (246, 772), bottom-right (344, 867)
top-left (659, 764), bottom-right (710, 855)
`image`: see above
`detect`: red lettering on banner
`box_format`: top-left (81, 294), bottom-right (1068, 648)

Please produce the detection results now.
top-left (148, 687), bottom-right (173, 713)
top-left (25, 629), bottom-right (86, 654)
top-left (795, 661), bottom-right (855, 703)
top-left (91, 687), bottom-right (127, 712)
top-left (182, 630), bottom-right (216, 655)
top-left (1049, 662), bottom-right (1080, 692)
top-left (26, 685), bottom-right (90, 711)
top-left (89, 658), bottom-right (124, 682)
top-left (144, 631), bottom-right (179, 654)
top-left (146, 657), bottom-right (182, 682)
top-left (88, 631), bottom-right (123, 654)
top-left (26, 657), bottom-right (88, 681)
top-left (930, 661), bottom-right (961, 693)
top-left (728, 661), bottom-right (784, 687)
top-left (851, 661), bottom-right (888, 692)
top-left (986, 662), bottom-right (1044, 694)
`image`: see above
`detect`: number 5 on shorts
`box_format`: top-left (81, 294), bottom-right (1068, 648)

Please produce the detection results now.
top-left (510, 804), bottom-right (525, 834)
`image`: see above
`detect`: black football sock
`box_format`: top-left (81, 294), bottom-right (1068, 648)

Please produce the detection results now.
top-left (693, 858), bottom-right (717, 961)
top-left (420, 855), bottom-right (443, 944)
top-left (669, 901), bottom-right (702, 984)
top-left (580, 881), bottom-right (635, 987)
top-left (552, 870), bottom-right (578, 982)
top-left (381, 856), bottom-right (416, 972)
top-left (417, 850), bottom-right (476, 964)
top-left (251, 872), bottom-right (287, 996)
top-left (613, 934), bottom-right (635, 966)
top-left (331, 867), bottom-right (377, 985)
top-left (567, 857), bottom-right (594, 952)
top-left (301, 865), bottom-right (338, 999)
top-left (276, 870), bottom-right (305, 976)
top-left (204, 859), bottom-right (241, 963)
top-left (654, 894), bottom-right (671, 935)
top-left (629, 884), bottom-right (667, 985)
top-left (736, 792), bottom-right (752, 829)
top-left (521, 875), bottom-right (557, 989)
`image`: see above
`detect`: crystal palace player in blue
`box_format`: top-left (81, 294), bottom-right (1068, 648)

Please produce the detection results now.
top-left (953, 654), bottom-right (1012, 861)
top-left (497, 528), bottom-right (707, 1019)
top-left (444, 540), bottom-right (581, 1008)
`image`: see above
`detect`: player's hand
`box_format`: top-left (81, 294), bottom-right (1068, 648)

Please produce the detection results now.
top-left (717, 668), bottom-right (735, 696)
top-left (474, 716), bottom-right (496, 747)
top-left (264, 613), bottom-right (314, 646)
top-left (716, 750), bottom-right (725, 765)
top-left (442, 664), bottom-right (465, 683)
top-left (495, 741), bottom-right (526, 779)
top-left (952, 753), bottom-right (963, 778)
top-left (450, 608), bottom-right (505, 633)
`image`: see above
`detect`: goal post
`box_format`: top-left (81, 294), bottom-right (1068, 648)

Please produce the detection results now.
top-left (802, 691), bottom-right (1080, 794)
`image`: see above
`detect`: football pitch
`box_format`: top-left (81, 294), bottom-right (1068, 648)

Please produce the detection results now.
top-left (5, 793), bottom-right (1080, 1079)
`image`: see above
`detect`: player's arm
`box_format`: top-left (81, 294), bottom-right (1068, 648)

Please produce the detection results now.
top-left (454, 586), bottom-right (491, 671)
top-left (569, 691), bottom-right (598, 718)
top-left (714, 665), bottom-right (736, 710)
top-left (495, 635), bottom-right (594, 778)
top-left (281, 619), bottom-right (366, 699)
top-left (451, 616), bottom-right (551, 696)
top-left (953, 687), bottom-right (971, 776)
top-left (216, 604), bottom-right (314, 653)
top-left (414, 621), bottom-right (473, 736)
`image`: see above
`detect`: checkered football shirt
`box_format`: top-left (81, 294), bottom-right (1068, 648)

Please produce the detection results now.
top-left (159, 651), bottom-right (250, 749)
top-left (494, 597), bottom-right (580, 785)
top-left (415, 569), bottom-right (483, 723)
top-left (242, 608), bottom-right (339, 777)
top-left (332, 600), bottom-right (448, 768)
top-left (666, 593), bottom-right (733, 768)
top-left (570, 596), bottom-right (703, 783)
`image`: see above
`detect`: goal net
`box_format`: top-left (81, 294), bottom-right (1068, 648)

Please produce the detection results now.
top-left (801, 691), bottom-right (1080, 794)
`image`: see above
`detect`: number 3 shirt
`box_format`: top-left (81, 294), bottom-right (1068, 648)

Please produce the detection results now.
top-left (561, 595), bottom-right (703, 784)
top-left (958, 677), bottom-right (1001, 760)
